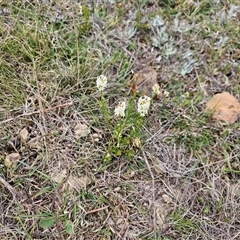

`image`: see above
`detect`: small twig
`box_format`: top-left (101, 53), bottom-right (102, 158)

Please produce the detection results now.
top-left (194, 65), bottom-right (207, 96)
top-left (0, 176), bottom-right (23, 199)
top-left (140, 144), bottom-right (156, 239)
top-left (0, 224), bottom-right (18, 240)
top-left (0, 102), bottom-right (73, 124)
top-left (92, 209), bottom-right (112, 238)
top-left (86, 206), bottom-right (108, 214)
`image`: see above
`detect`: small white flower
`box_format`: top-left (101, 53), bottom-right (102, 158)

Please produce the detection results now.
top-left (77, 3), bottom-right (83, 15)
top-left (96, 75), bottom-right (107, 91)
top-left (163, 90), bottom-right (169, 97)
top-left (137, 95), bottom-right (151, 117)
top-left (181, 92), bottom-right (189, 98)
top-left (114, 101), bottom-right (126, 117)
top-left (152, 84), bottom-right (160, 96)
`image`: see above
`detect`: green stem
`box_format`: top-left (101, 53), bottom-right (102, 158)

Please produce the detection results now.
top-left (99, 91), bottom-right (110, 125)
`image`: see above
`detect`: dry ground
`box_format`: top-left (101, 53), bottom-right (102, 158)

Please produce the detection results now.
top-left (1, 1), bottom-right (240, 239)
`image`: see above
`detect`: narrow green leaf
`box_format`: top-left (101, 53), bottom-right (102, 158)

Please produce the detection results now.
top-left (39, 216), bottom-right (56, 229)
top-left (65, 220), bottom-right (73, 235)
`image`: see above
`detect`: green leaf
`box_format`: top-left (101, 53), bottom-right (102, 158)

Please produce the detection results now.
top-left (65, 220), bottom-right (73, 235)
top-left (39, 216), bottom-right (56, 229)
top-left (204, 206), bottom-right (210, 214)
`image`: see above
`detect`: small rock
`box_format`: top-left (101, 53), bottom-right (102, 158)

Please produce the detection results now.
top-left (130, 66), bottom-right (161, 98)
top-left (205, 92), bottom-right (240, 123)
top-left (68, 175), bottom-right (91, 191)
top-left (4, 153), bottom-right (21, 168)
top-left (162, 194), bottom-right (172, 204)
top-left (74, 123), bottom-right (90, 139)
top-left (19, 128), bottom-right (29, 141)
top-left (90, 133), bottom-right (101, 142)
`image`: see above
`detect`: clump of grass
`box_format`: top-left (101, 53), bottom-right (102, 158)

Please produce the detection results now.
top-left (171, 209), bottom-right (200, 236)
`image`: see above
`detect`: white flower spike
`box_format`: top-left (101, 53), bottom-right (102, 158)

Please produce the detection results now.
top-left (78, 4), bottom-right (83, 15)
top-left (152, 83), bottom-right (160, 96)
top-left (96, 75), bottom-right (107, 91)
top-left (137, 95), bottom-right (151, 117)
top-left (114, 101), bottom-right (126, 117)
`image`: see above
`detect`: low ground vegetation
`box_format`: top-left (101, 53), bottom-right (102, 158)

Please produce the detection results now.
top-left (1, 1), bottom-right (240, 239)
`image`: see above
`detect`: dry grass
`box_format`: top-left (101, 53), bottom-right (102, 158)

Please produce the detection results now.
top-left (1, 0), bottom-right (240, 239)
